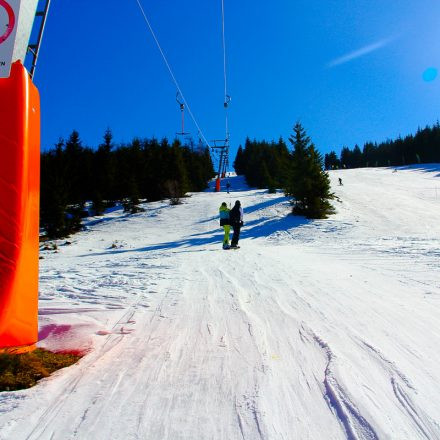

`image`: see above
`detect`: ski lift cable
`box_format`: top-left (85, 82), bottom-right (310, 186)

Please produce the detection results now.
top-left (221, 0), bottom-right (230, 143)
top-left (221, 0), bottom-right (228, 104)
top-left (134, 0), bottom-right (211, 148)
top-left (220, 0), bottom-right (230, 181)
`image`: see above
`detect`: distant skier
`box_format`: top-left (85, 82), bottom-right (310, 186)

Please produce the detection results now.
top-left (226, 182), bottom-right (231, 194)
top-left (338, 177), bottom-right (343, 186)
top-left (219, 202), bottom-right (231, 250)
top-left (229, 200), bottom-right (243, 249)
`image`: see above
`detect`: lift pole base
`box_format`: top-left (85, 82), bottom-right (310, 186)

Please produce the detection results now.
top-left (0, 61), bottom-right (40, 352)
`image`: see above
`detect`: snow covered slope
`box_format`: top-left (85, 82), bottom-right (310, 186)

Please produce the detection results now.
top-left (1, 165), bottom-right (440, 440)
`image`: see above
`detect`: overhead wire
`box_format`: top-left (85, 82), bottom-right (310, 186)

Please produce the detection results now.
top-left (221, 0), bottom-right (228, 104)
top-left (134, 0), bottom-right (211, 148)
top-left (221, 0), bottom-right (230, 144)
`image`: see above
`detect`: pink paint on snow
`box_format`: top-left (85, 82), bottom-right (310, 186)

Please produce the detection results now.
top-left (38, 324), bottom-right (73, 341)
top-left (38, 323), bottom-right (96, 356)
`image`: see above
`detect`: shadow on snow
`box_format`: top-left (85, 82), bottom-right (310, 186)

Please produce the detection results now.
top-left (81, 211), bottom-right (309, 258)
top-left (388, 163), bottom-right (440, 178)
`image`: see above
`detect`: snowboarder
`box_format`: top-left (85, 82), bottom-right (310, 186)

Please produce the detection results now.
top-left (219, 202), bottom-right (231, 249)
top-left (338, 177), bottom-right (343, 186)
top-left (229, 200), bottom-right (243, 248)
top-left (226, 182), bottom-right (231, 194)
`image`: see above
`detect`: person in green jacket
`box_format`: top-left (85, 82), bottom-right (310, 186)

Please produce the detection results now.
top-left (219, 202), bottom-right (231, 249)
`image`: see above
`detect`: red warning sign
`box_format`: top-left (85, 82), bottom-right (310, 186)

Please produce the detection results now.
top-left (0, 0), bottom-right (15, 44)
top-left (0, 0), bottom-right (19, 78)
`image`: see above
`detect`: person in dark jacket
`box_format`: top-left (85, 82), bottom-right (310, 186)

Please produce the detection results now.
top-left (229, 200), bottom-right (243, 248)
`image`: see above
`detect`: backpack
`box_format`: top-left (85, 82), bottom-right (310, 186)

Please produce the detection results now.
top-left (229, 206), bottom-right (240, 224)
top-left (219, 206), bottom-right (230, 226)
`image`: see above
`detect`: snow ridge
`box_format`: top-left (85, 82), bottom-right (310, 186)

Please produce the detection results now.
top-left (302, 324), bottom-right (379, 440)
top-left (391, 378), bottom-right (440, 440)
top-left (360, 339), bottom-right (440, 439)
top-left (359, 340), bottom-right (414, 390)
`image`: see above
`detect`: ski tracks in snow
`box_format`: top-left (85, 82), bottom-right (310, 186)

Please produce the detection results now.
top-left (300, 324), bottom-right (379, 440)
top-left (197, 262), bottom-right (270, 439)
top-left (360, 340), bottom-right (440, 440)
top-left (3, 172), bottom-right (440, 439)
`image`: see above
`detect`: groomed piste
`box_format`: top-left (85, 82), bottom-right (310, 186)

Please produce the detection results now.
top-left (1, 167), bottom-right (440, 439)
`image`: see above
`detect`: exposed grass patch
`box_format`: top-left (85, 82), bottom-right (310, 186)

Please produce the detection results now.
top-left (0, 349), bottom-right (81, 392)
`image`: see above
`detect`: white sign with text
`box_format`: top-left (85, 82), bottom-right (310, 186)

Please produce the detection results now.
top-left (0, 0), bottom-right (20, 78)
top-left (0, 0), bottom-right (38, 78)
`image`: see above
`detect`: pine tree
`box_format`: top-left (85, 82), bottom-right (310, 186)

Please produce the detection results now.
top-left (166, 140), bottom-right (190, 199)
top-left (352, 145), bottom-right (363, 168)
top-left (285, 122), bottom-right (334, 219)
top-left (324, 151), bottom-right (340, 169)
top-left (123, 177), bottom-right (143, 213)
top-left (91, 191), bottom-right (105, 216)
top-left (40, 139), bottom-right (70, 238)
top-left (95, 128), bottom-right (116, 204)
top-left (233, 146), bottom-right (245, 174)
top-left (259, 161), bottom-right (273, 190)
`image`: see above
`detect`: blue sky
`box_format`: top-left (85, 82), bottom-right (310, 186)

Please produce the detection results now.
top-left (32, 0), bottom-right (440, 162)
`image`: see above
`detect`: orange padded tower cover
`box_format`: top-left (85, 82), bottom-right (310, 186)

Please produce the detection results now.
top-left (0, 61), bottom-right (40, 351)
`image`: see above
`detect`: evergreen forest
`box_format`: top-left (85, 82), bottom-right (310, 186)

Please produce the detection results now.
top-left (324, 122), bottom-right (440, 169)
top-left (41, 130), bottom-right (215, 238)
top-left (41, 120), bottom-right (440, 238)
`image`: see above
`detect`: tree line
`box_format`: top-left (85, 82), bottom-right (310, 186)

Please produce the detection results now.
top-left (234, 123), bottom-right (334, 219)
top-left (41, 129), bottom-right (215, 238)
top-left (324, 122), bottom-right (440, 169)
top-left (233, 137), bottom-right (290, 192)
